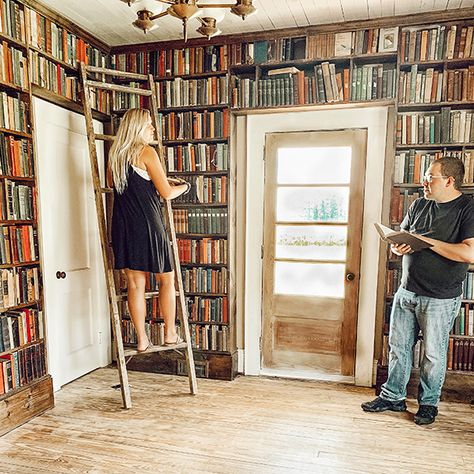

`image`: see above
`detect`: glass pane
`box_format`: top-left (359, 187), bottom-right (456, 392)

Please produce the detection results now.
top-left (277, 187), bottom-right (349, 222)
top-left (274, 262), bottom-right (345, 297)
top-left (276, 225), bottom-right (347, 261)
top-left (277, 147), bottom-right (352, 184)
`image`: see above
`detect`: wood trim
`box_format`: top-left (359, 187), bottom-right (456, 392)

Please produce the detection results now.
top-left (373, 106), bottom-right (397, 364)
top-left (340, 129), bottom-right (367, 376)
top-left (111, 8), bottom-right (474, 54)
top-left (0, 375), bottom-right (54, 437)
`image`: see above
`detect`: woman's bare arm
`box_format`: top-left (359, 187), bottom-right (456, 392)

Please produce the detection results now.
top-left (141, 146), bottom-right (187, 200)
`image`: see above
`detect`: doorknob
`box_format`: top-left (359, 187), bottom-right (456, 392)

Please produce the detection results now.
top-left (346, 272), bottom-right (355, 281)
top-left (56, 271), bottom-right (66, 279)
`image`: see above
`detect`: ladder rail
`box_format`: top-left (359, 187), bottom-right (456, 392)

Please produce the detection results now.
top-left (148, 74), bottom-right (198, 394)
top-left (79, 62), bottom-right (132, 409)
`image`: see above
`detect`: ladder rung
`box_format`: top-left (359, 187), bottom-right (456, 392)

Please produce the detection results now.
top-left (116, 290), bottom-right (181, 302)
top-left (86, 65), bottom-right (148, 81)
top-left (101, 187), bottom-right (113, 194)
top-left (124, 342), bottom-right (187, 357)
top-left (87, 80), bottom-right (152, 96)
top-left (95, 133), bottom-right (159, 145)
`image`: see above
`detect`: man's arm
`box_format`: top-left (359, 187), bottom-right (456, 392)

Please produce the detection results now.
top-left (414, 235), bottom-right (474, 263)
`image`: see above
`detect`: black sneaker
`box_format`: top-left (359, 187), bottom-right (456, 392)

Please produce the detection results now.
top-left (414, 405), bottom-right (438, 425)
top-left (361, 396), bottom-right (407, 412)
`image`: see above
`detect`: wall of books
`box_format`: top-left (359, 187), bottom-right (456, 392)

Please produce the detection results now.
top-left (0, 0), bottom-right (55, 435)
top-left (109, 13), bottom-right (474, 386)
top-left (382, 20), bottom-right (474, 387)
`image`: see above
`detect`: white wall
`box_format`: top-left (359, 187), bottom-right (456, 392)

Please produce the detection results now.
top-left (234, 105), bottom-right (389, 386)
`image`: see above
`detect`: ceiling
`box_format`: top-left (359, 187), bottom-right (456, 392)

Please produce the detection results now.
top-left (36, 0), bottom-right (474, 47)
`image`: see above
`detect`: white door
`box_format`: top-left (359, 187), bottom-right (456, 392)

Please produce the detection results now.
top-left (33, 98), bottom-right (110, 391)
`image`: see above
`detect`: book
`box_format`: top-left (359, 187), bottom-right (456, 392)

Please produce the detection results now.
top-left (267, 66), bottom-right (300, 76)
top-left (374, 223), bottom-right (433, 251)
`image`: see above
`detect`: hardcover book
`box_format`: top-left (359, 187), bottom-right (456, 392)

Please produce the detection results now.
top-left (374, 223), bottom-right (433, 251)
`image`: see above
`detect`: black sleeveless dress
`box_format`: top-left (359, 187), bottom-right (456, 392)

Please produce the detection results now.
top-left (111, 166), bottom-right (174, 273)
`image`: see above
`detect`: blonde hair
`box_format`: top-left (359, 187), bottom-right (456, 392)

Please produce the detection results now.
top-left (109, 108), bottom-right (153, 194)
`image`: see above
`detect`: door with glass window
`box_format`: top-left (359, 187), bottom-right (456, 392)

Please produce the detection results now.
top-left (262, 130), bottom-right (367, 376)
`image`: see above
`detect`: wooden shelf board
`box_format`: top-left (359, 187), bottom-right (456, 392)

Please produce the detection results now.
top-left (168, 171), bottom-right (229, 176)
top-left (176, 233), bottom-right (228, 238)
top-left (0, 338), bottom-right (45, 358)
top-left (0, 175), bottom-right (35, 181)
top-left (181, 262), bottom-right (228, 268)
top-left (162, 138), bottom-right (229, 145)
top-left (398, 101), bottom-right (474, 110)
top-left (172, 202), bottom-right (228, 208)
top-left (0, 127), bottom-right (31, 139)
top-left (28, 45), bottom-right (78, 73)
top-left (31, 84), bottom-right (109, 122)
top-left (158, 104), bottom-right (228, 113)
top-left (0, 300), bottom-right (40, 314)
top-left (0, 220), bottom-right (35, 225)
top-left (0, 79), bottom-right (28, 94)
top-left (155, 70), bottom-right (228, 81)
top-left (232, 99), bottom-right (396, 114)
top-left (0, 260), bottom-right (40, 269)
top-left (0, 32), bottom-right (27, 50)
top-left (396, 143), bottom-right (474, 149)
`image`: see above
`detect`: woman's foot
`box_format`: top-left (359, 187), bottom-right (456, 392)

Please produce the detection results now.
top-left (137, 338), bottom-right (151, 352)
top-left (164, 333), bottom-right (184, 345)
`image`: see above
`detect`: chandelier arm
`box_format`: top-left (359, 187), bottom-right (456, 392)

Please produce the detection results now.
top-left (197, 4), bottom-right (235, 7)
top-left (150, 11), bottom-right (169, 20)
top-left (156, 0), bottom-right (175, 5)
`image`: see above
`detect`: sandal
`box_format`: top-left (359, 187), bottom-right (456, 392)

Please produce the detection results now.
top-left (137, 341), bottom-right (153, 353)
top-left (164, 335), bottom-right (184, 346)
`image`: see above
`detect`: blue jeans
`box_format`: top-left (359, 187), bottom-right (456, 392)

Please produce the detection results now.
top-left (380, 287), bottom-right (461, 406)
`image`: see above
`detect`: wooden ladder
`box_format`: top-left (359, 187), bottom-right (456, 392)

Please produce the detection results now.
top-left (78, 62), bottom-right (198, 408)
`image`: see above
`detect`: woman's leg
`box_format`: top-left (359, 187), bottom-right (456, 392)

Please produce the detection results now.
top-left (156, 271), bottom-right (179, 343)
top-left (125, 269), bottom-right (149, 351)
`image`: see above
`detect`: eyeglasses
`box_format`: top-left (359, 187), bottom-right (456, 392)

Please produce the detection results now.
top-left (422, 174), bottom-right (449, 183)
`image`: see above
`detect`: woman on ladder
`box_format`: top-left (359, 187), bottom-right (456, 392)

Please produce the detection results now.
top-left (108, 108), bottom-right (190, 352)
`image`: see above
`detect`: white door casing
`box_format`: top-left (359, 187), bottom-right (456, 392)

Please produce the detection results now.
top-left (235, 106), bottom-right (389, 385)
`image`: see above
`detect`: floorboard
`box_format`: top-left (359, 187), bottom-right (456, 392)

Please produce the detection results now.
top-left (0, 368), bottom-right (473, 473)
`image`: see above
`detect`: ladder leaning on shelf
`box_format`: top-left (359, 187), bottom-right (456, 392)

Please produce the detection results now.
top-left (78, 62), bottom-right (198, 409)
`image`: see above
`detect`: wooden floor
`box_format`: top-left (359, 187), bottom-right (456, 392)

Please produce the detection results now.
top-left (0, 368), bottom-right (473, 473)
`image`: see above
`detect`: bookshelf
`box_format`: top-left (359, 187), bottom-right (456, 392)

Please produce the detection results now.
top-left (376, 19), bottom-right (474, 402)
top-left (109, 44), bottom-right (235, 380)
top-left (109, 12), bottom-right (474, 392)
top-left (0, 0), bottom-right (53, 436)
top-left (23, 0), bottom-right (110, 121)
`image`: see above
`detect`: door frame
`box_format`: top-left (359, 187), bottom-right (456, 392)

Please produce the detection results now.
top-left (235, 105), bottom-right (393, 385)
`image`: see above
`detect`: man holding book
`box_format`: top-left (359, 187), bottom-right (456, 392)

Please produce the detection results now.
top-left (362, 156), bottom-right (474, 425)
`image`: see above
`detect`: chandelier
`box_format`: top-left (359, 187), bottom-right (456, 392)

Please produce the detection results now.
top-left (121, 0), bottom-right (257, 41)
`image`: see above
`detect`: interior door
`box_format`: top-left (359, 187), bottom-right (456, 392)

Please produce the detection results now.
top-left (33, 98), bottom-right (109, 390)
top-left (262, 129), bottom-right (367, 377)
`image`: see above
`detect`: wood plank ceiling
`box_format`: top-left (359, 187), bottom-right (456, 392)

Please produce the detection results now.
top-left (36, 0), bottom-right (474, 47)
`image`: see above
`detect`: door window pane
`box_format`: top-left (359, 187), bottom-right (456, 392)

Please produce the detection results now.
top-left (277, 147), bottom-right (352, 184)
top-left (276, 225), bottom-right (347, 261)
top-left (277, 187), bottom-right (349, 223)
top-left (274, 262), bottom-right (345, 297)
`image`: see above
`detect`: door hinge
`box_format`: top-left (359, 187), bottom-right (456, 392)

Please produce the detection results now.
top-left (259, 336), bottom-right (262, 351)
top-left (98, 331), bottom-right (103, 344)
top-left (261, 244), bottom-right (264, 259)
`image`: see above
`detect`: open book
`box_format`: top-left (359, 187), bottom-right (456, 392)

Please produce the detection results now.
top-left (374, 223), bottom-right (433, 252)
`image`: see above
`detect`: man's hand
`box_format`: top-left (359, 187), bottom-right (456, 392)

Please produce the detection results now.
top-left (391, 243), bottom-right (412, 256)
